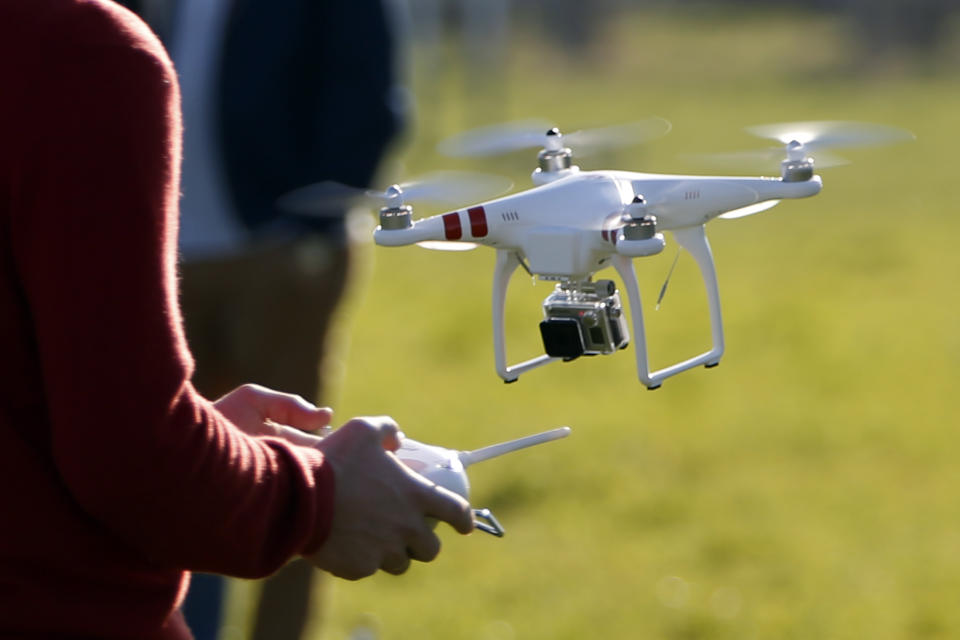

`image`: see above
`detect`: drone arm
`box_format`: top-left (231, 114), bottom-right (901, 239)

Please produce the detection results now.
top-left (493, 250), bottom-right (557, 382)
top-left (613, 224), bottom-right (725, 389)
top-left (373, 215), bottom-right (448, 247)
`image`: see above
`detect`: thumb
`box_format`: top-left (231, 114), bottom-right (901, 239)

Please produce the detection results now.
top-left (336, 416), bottom-right (402, 451)
top-left (366, 416), bottom-right (402, 452)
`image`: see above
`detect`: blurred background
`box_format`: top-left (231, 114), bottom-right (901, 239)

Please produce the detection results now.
top-left (220, 0), bottom-right (959, 638)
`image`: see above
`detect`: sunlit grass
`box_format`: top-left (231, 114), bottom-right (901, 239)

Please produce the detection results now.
top-left (288, 6), bottom-right (960, 639)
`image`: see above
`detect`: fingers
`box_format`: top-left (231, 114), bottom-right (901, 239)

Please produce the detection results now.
top-left (307, 415), bottom-right (472, 581)
top-left (268, 423), bottom-right (326, 448)
top-left (323, 531), bottom-right (440, 580)
top-left (335, 419), bottom-right (470, 535)
top-left (381, 519), bottom-right (442, 575)
top-left (417, 481), bottom-right (475, 535)
top-left (239, 383), bottom-right (334, 432)
top-left (322, 549), bottom-right (381, 582)
top-left (404, 526), bottom-right (442, 563)
top-left (380, 532), bottom-right (444, 575)
top-left (373, 418), bottom-right (401, 452)
top-left (328, 416), bottom-right (401, 452)
top-left (379, 549), bottom-right (412, 576)
top-left (263, 394), bottom-right (333, 433)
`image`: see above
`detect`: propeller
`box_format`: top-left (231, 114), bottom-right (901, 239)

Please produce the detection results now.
top-left (687, 120), bottom-right (914, 172)
top-left (746, 120), bottom-right (915, 151)
top-left (277, 172), bottom-right (509, 252)
top-left (437, 117), bottom-right (672, 158)
top-left (687, 147), bottom-right (850, 171)
top-left (277, 171), bottom-right (513, 217)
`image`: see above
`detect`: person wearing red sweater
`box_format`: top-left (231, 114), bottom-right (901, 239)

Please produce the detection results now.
top-left (0, 1), bottom-right (473, 637)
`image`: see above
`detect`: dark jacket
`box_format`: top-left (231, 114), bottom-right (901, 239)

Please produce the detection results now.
top-left (119, 0), bottom-right (403, 235)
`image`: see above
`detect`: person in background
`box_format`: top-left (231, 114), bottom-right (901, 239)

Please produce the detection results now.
top-left (117, 0), bottom-right (406, 636)
top-left (0, 1), bottom-right (470, 638)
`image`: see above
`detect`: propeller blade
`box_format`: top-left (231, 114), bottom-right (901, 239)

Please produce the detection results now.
top-left (563, 118), bottom-right (672, 156)
top-left (276, 180), bottom-right (365, 216)
top-left (719, 199), bottom-right (781, 219)
top-left (437, 119), bottom-right (554, 157)
top-left (746, 120), bottom-right (914, 151)
top-left (279, 172), bottom-right (512, 217)
top-left (685, 120), bottom-right (910, 174)
top-left (396, 171), bottom-right (513, 205)
top-left (416, 241), bottom-right (479, 251)
top-left (684, 148), bottom-right (849, 172)
top-left (683, 148), bottom-right (783, 172)
top-left (437, 118), bottom-right (671, 158)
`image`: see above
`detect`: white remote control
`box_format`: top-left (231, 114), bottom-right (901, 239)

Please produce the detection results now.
top-left (396, 426), bottom-right (571, 536)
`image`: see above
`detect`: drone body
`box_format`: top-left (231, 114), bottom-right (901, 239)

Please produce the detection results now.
top-left (374, 169), bottom-right (822, 276)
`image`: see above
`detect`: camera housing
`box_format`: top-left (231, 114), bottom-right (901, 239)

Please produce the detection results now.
top-left (539, 279), bottom-right (629, 360)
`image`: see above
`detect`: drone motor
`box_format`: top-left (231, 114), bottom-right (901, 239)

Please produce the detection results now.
top-left (378, 204), bottom-right (413, 230)
top-left (623, 215), bottom-right (658, 240)
top-left (536, 127), bottom-right (574, 174)
top-left (780, 140), bottom-right (814, 182)
top-left (623, 196), bottom-right (658, 239)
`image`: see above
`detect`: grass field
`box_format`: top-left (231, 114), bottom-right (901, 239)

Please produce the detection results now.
top-left (253, 6), bottom-right (959, 639)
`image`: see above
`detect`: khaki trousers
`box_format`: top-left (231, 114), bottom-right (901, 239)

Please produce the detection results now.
top-left (179, 235), bottom-right (351, 639)
top-left (179, 236), bottom-right (350, 403)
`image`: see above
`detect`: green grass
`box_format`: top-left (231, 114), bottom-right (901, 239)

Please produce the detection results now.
top-left (283, 6), bottom-right (959, 639)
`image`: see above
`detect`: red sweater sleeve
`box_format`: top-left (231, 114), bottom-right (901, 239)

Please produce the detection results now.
top-left (6, 1), bottom-right (333, 577)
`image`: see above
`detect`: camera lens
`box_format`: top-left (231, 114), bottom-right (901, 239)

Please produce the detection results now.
top-left (540, 319), bottom-right (585, 360)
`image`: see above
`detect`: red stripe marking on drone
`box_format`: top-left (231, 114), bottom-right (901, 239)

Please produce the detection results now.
top-left (468, 206), bottom-right (488, 238)
top-left (601, 229), bottom-right (609, 242)
top-left (442, 212), bottom-right (462, 240)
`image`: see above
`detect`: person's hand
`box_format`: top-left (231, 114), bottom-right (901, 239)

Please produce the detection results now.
top-left (213, 383), bottom-right (333, 447)
top-left (305, 416), bottom-right (474, 580)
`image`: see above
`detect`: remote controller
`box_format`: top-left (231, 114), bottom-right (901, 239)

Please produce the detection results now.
top-left (395, 426), bottom-right (571, 536)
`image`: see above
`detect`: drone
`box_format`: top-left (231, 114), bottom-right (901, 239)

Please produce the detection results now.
top-left (283, 119), bottom-right (913, 389)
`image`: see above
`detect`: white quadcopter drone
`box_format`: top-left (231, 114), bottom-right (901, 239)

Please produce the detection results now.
top-left (284, 119), bottom-right (912, 389)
